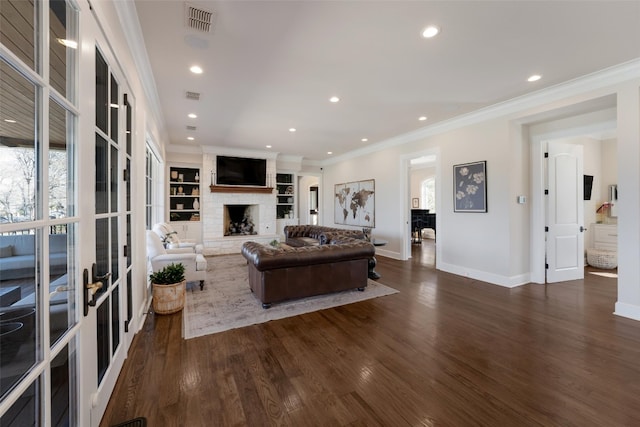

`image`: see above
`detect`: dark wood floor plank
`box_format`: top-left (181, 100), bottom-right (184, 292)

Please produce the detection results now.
top-left (101, 240), bottom-right (640, 427)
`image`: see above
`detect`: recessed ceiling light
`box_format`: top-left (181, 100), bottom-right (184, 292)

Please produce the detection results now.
top-left (57, 38), bottom-right (77, 49)
top-left (187, 137), bottom-right (194, 141)
top-left (188, 113), bottom-right (197, 119)
top-left (422, 26), bottom-right (440, 38)
top-left (528, 74), bottom-right (542, 82)
top-left (329, 96), bottom-right (340, 103)
top-left (289, 128), bottom-right (296, 132)
top-left (4, 119), bottom-right (16, 123)
top-left (266, 145), bottom-right (272, 148)
top-left (190, 65), bottom-right (203, 74)
top-left (361, 138), bottom-right (368, 142)
top-left (419, 116), bottom-right (427, 121)
top-left (327, 151), bottom-right (333, 155)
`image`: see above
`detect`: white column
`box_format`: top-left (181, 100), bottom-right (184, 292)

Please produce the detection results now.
top-left (614, 81), bottom-right (640, 321)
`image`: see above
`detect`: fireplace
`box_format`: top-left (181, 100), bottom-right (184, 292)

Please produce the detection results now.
top-left (224, 204), bottom-right (258, 236)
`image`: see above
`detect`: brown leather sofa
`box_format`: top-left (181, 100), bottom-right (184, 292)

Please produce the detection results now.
top-left (284, 225), bottom-right (366, 247)
top-left (241, 235), bottom-right (375, 308)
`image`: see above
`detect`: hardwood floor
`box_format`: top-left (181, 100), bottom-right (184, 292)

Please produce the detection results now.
top-left (101, 240), bottom-right (640, 427)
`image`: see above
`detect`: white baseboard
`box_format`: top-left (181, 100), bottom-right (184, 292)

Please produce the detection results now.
top-left (438, 261), bottom-right (530, 288)
top-left (614, 302), bottom-right (640, 322)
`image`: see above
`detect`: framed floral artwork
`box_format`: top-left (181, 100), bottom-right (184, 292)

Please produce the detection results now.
top-left (453, 161), bottom-right (487, 212)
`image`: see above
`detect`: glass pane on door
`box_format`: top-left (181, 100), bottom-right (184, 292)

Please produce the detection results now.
top-left (95, 134), bottom-right (109, 214)
top-left (0, 0), bottom-right (38, 70)
top-left (49, 98), bottom-right (73, 220)
top-left (50, 343), bottom-right (76, 426)
top-left (49, 225), bottom-right (76, 346)
top-left (49, 0), bottom-right (78, 101)
top-left (0, 229), bottom-right (39, 398)
top-left (96, 298), bottom-right (110, 383)
top-left (0, 379), bottom-right (40, 426)
top-left (0, 59), bottom-right (37, 223)
top-left (95, 49), bottom-right (108, 134)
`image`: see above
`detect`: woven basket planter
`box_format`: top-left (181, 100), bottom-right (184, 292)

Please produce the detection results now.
top-left (587, 248), bottom-right (617, 270)
top-left (152, 280), bottom-right (186, 314)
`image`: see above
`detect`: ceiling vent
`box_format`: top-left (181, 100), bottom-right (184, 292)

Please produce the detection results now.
top-left (185, 3), bottom-right (214, 33)
top-left (186, 125), bottom-right (197, 131)
top-left (185, 91), bottom-right (200, 101)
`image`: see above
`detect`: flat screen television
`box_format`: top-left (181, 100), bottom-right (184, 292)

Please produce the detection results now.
top-left (216, 156), bottom-right (266, 186)
top-left (584, 175), bottom-right (594, 200)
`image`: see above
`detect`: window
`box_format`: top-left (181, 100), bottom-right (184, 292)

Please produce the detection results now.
top-left (421, 177), bottom-right (435, 212)
top-left (145, 145), bottom-right (161, 229)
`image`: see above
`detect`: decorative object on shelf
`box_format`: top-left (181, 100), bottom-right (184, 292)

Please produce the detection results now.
top-left (178, 173), bottom-right (184, 182)
top-left (285, 185), bottom-right (293, 194)
top-left (362, 227), bottom-right (372, 242)
top-left (191, 188), bottom-right (199, 196)
top-left (195, 172), bottom-right (199, 182)
top-left (176, 204), bottom-right (184, 210)
top-left (149, 263), bottom-right (186, 314)
top-left (453, 161), bottom-right (487, 213)
top-left (177, 186), bottom-right (183, 194)
top-left (171, 170), bottom-right (178, 180)
top-left (287, 197), bottom-right (293, 203)
top-left (170, 187), bottom-right (176, 195)
top-left (334, 179), bottom-right (375, 227)
top-left (193, 198), bottom-right (200, 210)
top-left (596, 202), bottom-right (612, 223)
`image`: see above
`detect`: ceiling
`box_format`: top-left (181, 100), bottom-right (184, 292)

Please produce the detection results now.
top-left (133, 1), bottom-right (640, 162)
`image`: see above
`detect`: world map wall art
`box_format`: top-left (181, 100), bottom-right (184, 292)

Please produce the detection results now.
top-left (334, 179), bottom-right (375, 227)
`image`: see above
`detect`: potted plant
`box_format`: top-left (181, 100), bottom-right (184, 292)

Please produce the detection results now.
top-left (150, 263), bottom-right (186, 314)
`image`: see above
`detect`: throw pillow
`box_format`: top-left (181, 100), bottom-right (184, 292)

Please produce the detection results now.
top-left (0, 245), bottom-right (13, 258)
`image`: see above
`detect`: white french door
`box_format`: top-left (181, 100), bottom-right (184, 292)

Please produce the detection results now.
top-left (77, 30), bottom-right (135, 427)
top-left (546, 142), bottom-right (585, 283)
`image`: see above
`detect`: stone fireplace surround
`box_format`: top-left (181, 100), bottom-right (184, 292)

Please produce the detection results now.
top-left (201, 152), bottom-right (279, 255)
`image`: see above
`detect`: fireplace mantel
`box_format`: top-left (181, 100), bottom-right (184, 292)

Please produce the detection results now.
top-left (209, 185), bottom-right (274, 194)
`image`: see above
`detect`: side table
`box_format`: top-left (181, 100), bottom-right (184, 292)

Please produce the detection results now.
top-left (368, 239), bottom-right (388, 280)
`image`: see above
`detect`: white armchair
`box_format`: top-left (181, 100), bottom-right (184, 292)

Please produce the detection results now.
top-left (146, 231), bottom-right (207, 290)
top-left (152, 222), bottom-right (203, 254)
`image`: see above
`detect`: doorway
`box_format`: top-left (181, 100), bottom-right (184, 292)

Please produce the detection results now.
top-left (401, 150), bottom-right (440, 263)
top-left (298, 175), bottom-right (321, 226)
top-left (528, 100), bottom-right (618, 284)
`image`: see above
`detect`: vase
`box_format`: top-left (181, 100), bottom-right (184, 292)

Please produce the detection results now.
top-left (170, 171), bottom-right (178, 180)
top-left (178, 186), bottom-right (183, 194)
top-left (152, 280), bottom-right (186, 314)
top-left (193, 198), bottom-right (199, 210)
top-left (195, 172), bottom-right (199, 182)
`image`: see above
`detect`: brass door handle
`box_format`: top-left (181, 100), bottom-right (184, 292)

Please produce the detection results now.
top-left (83, 264), bottom-right (110, 316)
top-left (86, 281), bottom-right (103, 296)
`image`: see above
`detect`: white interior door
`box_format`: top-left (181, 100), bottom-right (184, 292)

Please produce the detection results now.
top-left (546, 142), bottom-right (585, 283)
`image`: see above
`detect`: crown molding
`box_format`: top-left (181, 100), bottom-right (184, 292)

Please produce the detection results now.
top-left (323, 58), bottom-right (640, 166)
top-left (113, 1), bottom-right (168, 144)
top-left (201, 145), bottom-right (279, 160)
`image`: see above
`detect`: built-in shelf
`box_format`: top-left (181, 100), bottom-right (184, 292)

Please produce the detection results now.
top-left (169, 166), bottom-right (201, 222)
top-left (209, 185), bottom-right (274, 194)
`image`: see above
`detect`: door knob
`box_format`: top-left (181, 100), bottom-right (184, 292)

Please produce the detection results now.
top-left (83, 263), bottom-right (111, 316)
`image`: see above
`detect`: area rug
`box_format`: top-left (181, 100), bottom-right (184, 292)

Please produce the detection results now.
top-left (182, 254), bottom-right (398, 339)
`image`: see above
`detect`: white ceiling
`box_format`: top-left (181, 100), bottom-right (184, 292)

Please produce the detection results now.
top-left (133, 0), bottom-right (640, 162)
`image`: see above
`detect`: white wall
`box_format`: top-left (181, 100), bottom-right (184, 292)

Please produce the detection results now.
top-left (322, 69), bottom-right (640, 319)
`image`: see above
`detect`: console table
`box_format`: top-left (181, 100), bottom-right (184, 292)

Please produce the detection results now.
top-left (368, 239), bottom-right (387, 280)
